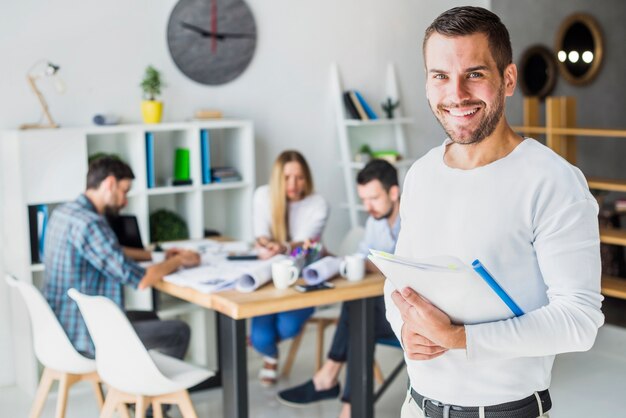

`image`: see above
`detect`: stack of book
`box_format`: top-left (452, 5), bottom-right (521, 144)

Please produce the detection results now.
top-left (211, 167), bottom-right (241, 183)
top-left (343, 90), bottom-right (378, 120)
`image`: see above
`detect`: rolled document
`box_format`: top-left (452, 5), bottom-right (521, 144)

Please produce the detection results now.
top-left (235, 255), bottom-right (287, 293)
top-left (302, 256), bottom-right (341, 285)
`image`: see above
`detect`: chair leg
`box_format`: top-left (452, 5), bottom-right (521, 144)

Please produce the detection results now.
top-left (315, 321), bottom-right (327, 371)
top-left (117, 403), bottom-right (131, 418)
top-left (373, 360), bottom-right (384, 385)
top-left (98, 388), bottom-right (119, 418)
top-left (152, 400), bottom-right (164, 418)
top-left (175, 390), bottom-right (199, 418)
top-left (54, 373), bottom-right (79, 418)
top-left (28, 367), bottom-right (56, 418)
top-left (135, 395), bottom-right (149, 418)
top-left (83, 372), bottom-right (104, 409)
top-left (282, 328), bottom-right (305, 378)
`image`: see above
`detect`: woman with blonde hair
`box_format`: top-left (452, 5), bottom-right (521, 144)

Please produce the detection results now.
top-left (251, 150), bottom-right (329, 386)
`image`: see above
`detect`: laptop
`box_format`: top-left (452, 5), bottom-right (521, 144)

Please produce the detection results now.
top-left (106, 214), bottom-right (144, 249)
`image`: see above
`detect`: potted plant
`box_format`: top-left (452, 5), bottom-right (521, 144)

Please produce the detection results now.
top-left (140, 65), bottom-right (165, 124)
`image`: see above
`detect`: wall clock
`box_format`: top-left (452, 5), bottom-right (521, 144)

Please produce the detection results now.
top-left (167, 0), bottom-right (257, 85)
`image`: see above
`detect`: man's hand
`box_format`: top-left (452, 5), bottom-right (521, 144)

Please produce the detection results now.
top-left (175, 249), bottom-right (201, 267)
top-left (391, 287), bottom-right (466, 360)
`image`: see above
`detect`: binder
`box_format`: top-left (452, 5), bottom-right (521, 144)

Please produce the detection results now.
top-left (145, 132), bottom-right (155, 188)
top-left (200, 129), bottom-right (212, 184)
top-left (368, 250), bottom-right (523, 324)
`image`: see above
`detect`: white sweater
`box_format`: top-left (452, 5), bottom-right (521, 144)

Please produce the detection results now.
top-left (385, 138), bottom-right (604, 406)
top-left (253, 185), bottom-right (329, 242)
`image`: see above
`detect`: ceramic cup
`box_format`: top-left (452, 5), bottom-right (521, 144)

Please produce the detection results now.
top-left (340, 254), bottom-right (366, 281)
top-left (272, 259), bottom-right (299, 289)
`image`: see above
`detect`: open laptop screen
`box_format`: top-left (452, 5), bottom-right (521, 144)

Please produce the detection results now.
top-left (106, 214), bottom-right (144, 249)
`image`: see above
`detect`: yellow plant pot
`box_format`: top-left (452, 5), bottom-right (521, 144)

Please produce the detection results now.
top-left (141, 100), bottom-right (163, 124)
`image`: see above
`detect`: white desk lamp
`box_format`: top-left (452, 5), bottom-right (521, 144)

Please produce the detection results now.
top-left (20, 60), bottom-right (66, 130)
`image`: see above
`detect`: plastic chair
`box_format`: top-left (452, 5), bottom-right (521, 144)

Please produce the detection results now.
top-left (4, 274), bottom-right (106, 418)
top-left (68, 288), bottom-right (213, 418)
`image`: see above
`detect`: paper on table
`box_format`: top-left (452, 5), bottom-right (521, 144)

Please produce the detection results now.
top-left (235, 255), bottom-right (287, 293)
top-left (163, 255), bottom-right (287, 294)
top-left (368, 250), bottom-right (515, 324)
top-left (302, 256), bottom-right (341, 285)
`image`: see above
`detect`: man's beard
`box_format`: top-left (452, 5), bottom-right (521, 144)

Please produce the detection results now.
top-left (373, 204), bottom-right (394, 221)
top-left (104, 205), bottom-right (121, 217)
top-left (432, 83), bottom-right (505, 145)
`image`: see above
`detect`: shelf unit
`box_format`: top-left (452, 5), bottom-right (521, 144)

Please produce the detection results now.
top-left (513, 96), bottom-right (626, 300)
top-left (331, 62), bottom-right (416, 227)
top-left (1, 120), bottom-right (254, 394)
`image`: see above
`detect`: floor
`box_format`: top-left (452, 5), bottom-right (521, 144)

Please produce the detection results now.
top-left (1, 322), bottom-right (624, 418)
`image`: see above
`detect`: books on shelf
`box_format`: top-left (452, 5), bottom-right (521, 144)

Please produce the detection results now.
top-left (211, 166), bottom-right (241, 183)
top-left (354, 90), bottom-right (378, 119)
top-left (349, 91), bottom-right (368, 120)
top-left (145, 132), bottom-right (155, 188)
top-left (342, 90), bottom-right (379, 120)
top-left (200, 129), bottom-right (212, 184)
top-left (343, 92), bottom-right (360, 119)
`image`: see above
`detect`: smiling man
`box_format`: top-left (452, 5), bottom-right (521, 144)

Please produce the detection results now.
top-left (385, 7), bottom-right (604, 418)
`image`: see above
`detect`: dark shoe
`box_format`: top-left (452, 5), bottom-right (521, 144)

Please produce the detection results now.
top-left (277, 380), bottom-right (340, 407)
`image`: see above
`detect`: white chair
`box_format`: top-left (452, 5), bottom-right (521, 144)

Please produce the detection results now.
top-left (4, 274), bottom-right (107, 418)
top-left (68, 288), bottom-right (213, 418)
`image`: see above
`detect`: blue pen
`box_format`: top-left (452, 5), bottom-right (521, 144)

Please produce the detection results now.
top-left (471, 260), bottom-right (524, 317)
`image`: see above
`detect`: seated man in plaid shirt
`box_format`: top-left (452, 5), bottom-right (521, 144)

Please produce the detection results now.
top-left (43, 156), bottom-right (200, 360)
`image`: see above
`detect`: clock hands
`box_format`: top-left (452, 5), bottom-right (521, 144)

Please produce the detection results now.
top-left (180, 22), bottom-right (255, 40)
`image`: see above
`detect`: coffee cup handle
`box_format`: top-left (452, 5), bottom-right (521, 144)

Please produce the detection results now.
top-left (288, 267), bottom-right (299, 286)
top-left (339, 260), bottom-right (348, 278)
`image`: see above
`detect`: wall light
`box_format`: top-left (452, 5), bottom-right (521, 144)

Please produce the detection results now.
top-left (568, 51), bottom-right (580, 63)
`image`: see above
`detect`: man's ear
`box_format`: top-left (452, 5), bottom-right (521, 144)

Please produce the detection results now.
top-left (390, 184), bottom-right (400, 202)
top-left (100, 175), bottom-right (116, 191)
top-left (504, 63), bottom-right (517, 97)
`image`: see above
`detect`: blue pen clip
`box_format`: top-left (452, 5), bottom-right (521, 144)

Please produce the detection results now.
top-left (471, 260), bottom-right (524, 317)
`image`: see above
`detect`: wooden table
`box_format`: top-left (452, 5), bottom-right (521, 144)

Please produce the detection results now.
top-left (155, 272), bottom-right (385, 418)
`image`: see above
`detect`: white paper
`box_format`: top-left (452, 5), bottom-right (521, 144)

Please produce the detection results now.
top-left (235, 255), bottom-right (287, 293)
top-left (302, 256), bottom-right (341, 285)
top-left (368, 251), bottom-right (514, 324)
top-left (163, 254), bottom-right (287, 294)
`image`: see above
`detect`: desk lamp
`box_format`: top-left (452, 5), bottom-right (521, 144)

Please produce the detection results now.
top-left (20, 60), bottom-right (65, 130)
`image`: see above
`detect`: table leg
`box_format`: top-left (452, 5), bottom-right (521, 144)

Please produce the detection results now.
top-left (219, 313), bottom-right (248, 418)
top-left (348, 297), bottom-right (375, 418)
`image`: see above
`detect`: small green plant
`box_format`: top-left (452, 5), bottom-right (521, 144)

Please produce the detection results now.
top-left (140, 65), bottom-right (165, 101)
top-left (359, 144), bottom-right (373, 155)
top-left (150, 209), bottom-right (189, 242)
top-left (381, 97), bottom-right (400, 119)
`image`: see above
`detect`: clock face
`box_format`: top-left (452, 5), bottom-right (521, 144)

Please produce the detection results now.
top-left (167, 0), bottom-right (257, 85)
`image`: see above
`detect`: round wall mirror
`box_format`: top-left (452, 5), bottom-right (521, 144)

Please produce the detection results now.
top-left (555, 13), bottom-right (603, 85)
top-left (518, 45), bottom-right (557, 99)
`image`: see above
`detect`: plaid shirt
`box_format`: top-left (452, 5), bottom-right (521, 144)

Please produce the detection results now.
top-left (43, 194), bottom-right (145, 356)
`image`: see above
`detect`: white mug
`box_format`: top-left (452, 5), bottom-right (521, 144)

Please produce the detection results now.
top-left (272, 259), bottom-right (299, 289)
top-left (340, 254), bottom-right (365, 281)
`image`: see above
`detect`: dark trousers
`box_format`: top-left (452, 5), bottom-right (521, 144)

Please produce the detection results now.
top-left (326, 296), bottom-right (397, 403)
top-left (126, 310), bottom-right (191, 360)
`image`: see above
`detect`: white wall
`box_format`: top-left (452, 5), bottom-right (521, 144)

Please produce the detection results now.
top-left (0, 0), bottom-right (488, 387)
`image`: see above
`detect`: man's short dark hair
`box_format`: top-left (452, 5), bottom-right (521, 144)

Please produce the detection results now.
top-left (423, 6), bottom-right (512, 76)
top-left (357, 159), bottom-right (398, 192)
top-left (86, 156), bottom-right (135, 189)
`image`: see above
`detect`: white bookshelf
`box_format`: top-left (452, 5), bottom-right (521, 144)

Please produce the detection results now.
top-left (1, 120), bottom-right (255, 394)
top-left (331, 63), bottom-right (416, 227)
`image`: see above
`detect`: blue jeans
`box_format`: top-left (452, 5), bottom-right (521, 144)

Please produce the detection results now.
top-left (251, 307), bottom-right (315, 357)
